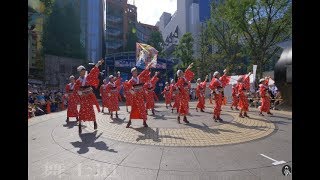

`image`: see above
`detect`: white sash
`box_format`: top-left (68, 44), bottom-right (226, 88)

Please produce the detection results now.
top-left (79, 76), bottom-right (87, 86)
top-left (69, 83), bottom-right (75, 90)
top-left (216, 78), bottom-right (222, 87)
top-left (108, 82), bottom-right (116, 87)
top-left (132, 77), bottom-right (140, 84)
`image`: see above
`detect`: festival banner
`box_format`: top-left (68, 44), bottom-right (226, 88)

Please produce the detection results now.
top-left (136, 43), bottom-right (158, 69)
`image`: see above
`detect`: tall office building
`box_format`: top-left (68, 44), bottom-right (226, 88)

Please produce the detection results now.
top-left (80, 0), bottom-right (105, 63)
top-left (105, 0), bottom-right (128, 54)
top-left (156, 0), bottom-right (203, 57)
top-left (136, 22), bottom-right (159, 43)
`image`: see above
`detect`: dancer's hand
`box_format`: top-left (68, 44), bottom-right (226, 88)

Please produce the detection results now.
top-left (187, 63), bottom-right (193, 70)
top-left (223, 69), bottom-right (228, 75)
top-left (96, 59), bottom-right (104, 67)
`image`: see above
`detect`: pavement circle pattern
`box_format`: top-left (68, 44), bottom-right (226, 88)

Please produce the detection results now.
top-left (81, 107), bottom-right (276, 147)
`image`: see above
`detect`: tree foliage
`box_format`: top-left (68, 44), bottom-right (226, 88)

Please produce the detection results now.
top-left (173, 32), bottom-right (194, 69)
top-left (197, 0), bottom-right (291, 79)
top-left (147, 31), bottom-right (164, 56)
top-left (40, 0), bottom-right (55, 15)
top-left (42, 1), bottom-right (85, 59)
top-left (222, 0), bottom-right (292, 77)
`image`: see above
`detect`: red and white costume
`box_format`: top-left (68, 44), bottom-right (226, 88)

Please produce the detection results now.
top-left (123, 81), bottom-right (133, 107)
top-left (65, 82), bottom-right (79, 118)
top-left (196, 79), bottom-right (207, 110)
top-left (74, 66), bottom-right (101, 121)
top-left (209, 76), bottom-right (223, 119)
top-left (259, 78), bottom-right (271, 113)
top-left (127, 69), bottom-right (150, 120)
top-left (105, 78), bottom-right (122, 112)
top-left (100, 82), bottom-right (109, 110)
top-left (161, 84), bottom-right (171, 107)
top-left (144, 74), bottom-right (159, 110)
top-left (231, 83), bottom-right (239, 109)
top-left (238, 75), bottom-right (250, 113)
top-left (176, 69), bottom-right (195, 116)
top-left (170, 82), bottom-right (180, 112)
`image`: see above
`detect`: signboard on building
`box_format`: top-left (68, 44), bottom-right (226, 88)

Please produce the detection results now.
top-left (114, 60), bottom-right (136, 67)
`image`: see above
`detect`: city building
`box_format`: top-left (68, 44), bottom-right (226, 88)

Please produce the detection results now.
top-left (28, 0), bottom-right (45, 83)
top-left (156, 0), bottom-right (203, 57)
top-left (80, 0), bottom-right (105, 63)
top-left (105, 0), bottom-right (128, 54)
top-left (136, 22), bottom-right (159, 43)
top-left (44, 55), bottom-right (86, 90)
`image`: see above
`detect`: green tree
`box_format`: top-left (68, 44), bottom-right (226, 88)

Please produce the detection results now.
top-left (42, 2), bottom-right (85, 59)
top-left (222, 0), bottom-right (292, 78)
top-left (40, 0), bottom-right (55, 15)
top-left (195, 26), bottom-right (212, 79)
top-left (147, 31), bottom-right (164, 56)
top-left (206, 1), bottom-right (244, 73)
top-left (173, 32), bottom-right (194, 69)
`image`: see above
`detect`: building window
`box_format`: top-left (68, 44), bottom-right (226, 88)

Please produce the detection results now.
top-left (60, 64), bottom-right (65, 73)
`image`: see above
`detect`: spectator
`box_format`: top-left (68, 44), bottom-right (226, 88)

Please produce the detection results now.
top-left (273, 90), bottom-right (282, 110)
top-left (28, 86), bottom-right (67, 118)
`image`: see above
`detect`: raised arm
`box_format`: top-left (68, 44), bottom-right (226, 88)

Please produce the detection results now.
top-left (184, 63), bottom-right (195, 81)
top-left (86, 59), bottom-right (104, 88)
top-left (150, 72), bottom-right (160, 86)
top-left (138, 63), bottom-right (152, 83)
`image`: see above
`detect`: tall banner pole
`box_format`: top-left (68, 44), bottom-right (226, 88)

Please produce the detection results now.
top-left (253, 65), bottom-right (257, 91)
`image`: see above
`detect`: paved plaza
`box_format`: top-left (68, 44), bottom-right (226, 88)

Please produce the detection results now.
top-left (28, 101), bottom-right (292, 180)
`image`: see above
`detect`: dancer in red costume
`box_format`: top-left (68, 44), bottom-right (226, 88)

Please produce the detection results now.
top-left (123, 80), bottom-right (132, 112)
top-left (237, 72), bottom-right (251, 118)
top-left (196, 75), bottom-right (208, 112)
top-left (175, 63), bottom-right (195, 124)
top-left (209, 71), bottom-right (224, 122)
top-left (75, 59), bottom-right (103, 134)
top-left (258, 76), bottom-right (273, 116)
top-left (65, 75), bottom-right (79, 123)
top-left (170, 79), bottom-right (180, 113)
top-left (220, 69), bottom-right (230, 107)
top-left (100, 79), bottom-right (109, 113)
top-left (126, 63), bottom-right (153, 128)
top-left (144, 72), bottom-right (160, 115)
top-left (105, 74), bottom-right (122, 119)
top-left (230, 83), bottom-right (239, 110)
top-left (161, 82), bottom-right (172, 108)
top-left (209, 69), bottom-right (230, 121)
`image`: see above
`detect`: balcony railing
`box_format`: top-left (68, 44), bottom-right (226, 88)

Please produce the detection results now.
top-left (106, 41), bottom-right (123, 49)
top-left (106, 15), bottom-right (122, 23)
top-left (106, 28), bottom-right (122, 36)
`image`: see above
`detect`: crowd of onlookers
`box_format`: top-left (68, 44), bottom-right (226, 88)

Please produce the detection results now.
top-left (248, 86), bottom-right (282, 110)
top-left (28, 84), bottom-right (67, 118)
top-left (28, 83), bottom-right (283, 119)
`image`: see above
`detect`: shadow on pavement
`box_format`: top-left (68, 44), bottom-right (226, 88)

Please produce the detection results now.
top-left (63, 121), bottom-right (78, 129)
top-left (70, 131), bottom-right (117, 154)
top-left (151, 114), bottom-right (168, 120)
top-left (132, 127), bottom-right (185, 142)
top-left (269, 115), bottom-right (292, 120)
top-left (186, 122), bottom-right (240, 134)
top-left (224, 121), bottom-right (268, 131)
top-left (109, 117), bottom-right (126, 124)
